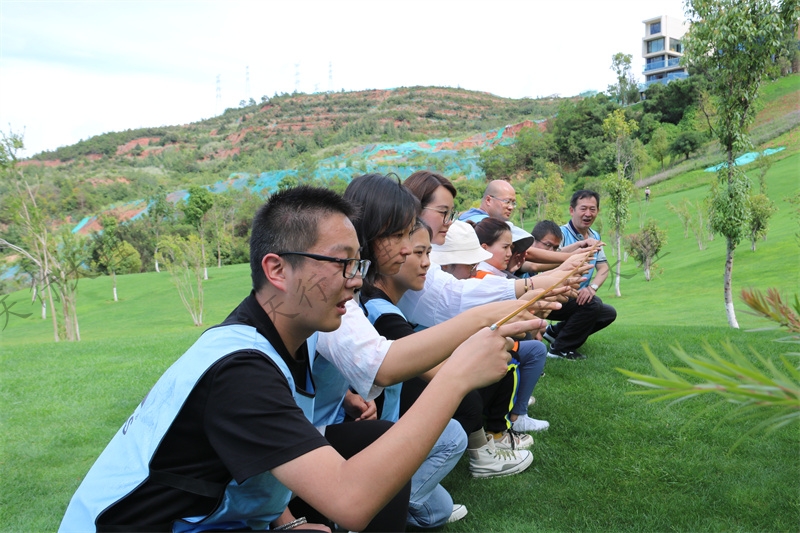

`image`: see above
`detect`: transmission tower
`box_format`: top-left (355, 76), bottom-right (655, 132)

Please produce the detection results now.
top-left (216, 74), bottom-right (221, 116)
top-left (245, 65), bottom-right (250, 103)
top-left (294, 63), bottom-right (300, 93)
top-left (328, 61), bottom-right (333, 92)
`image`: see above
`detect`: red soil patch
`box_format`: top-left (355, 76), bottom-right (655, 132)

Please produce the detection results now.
top-left (19, 159), bottom-right (64, 168)
top-left (116, 137), bottom-right (160, 155)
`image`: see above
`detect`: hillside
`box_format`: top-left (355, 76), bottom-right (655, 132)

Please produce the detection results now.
top-left (1, 75), bottom-right (797, 281)
top-left (7, 87), bottom-right (564, 226)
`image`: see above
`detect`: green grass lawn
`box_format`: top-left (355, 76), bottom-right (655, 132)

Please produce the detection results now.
top-left (1, 149), bottom-right (799, 531)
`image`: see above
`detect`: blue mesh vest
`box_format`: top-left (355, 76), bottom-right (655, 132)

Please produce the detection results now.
top-left (59, 325), bottom-right (317, 533)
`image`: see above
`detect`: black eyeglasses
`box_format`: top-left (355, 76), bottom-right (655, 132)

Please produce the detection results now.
top-left (277, 252), bottom-right (371, 279)
top-left (488, 195), bottom-right (517, 208)
top-left (423, 207), bottom-right (457, 224)
top-left (535, 239), bottom-right (560, 251)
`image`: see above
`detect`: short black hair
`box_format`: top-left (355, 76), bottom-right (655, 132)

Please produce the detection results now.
top-left (250, 185), bottom-right (355, 291)
top-left (343, 173), bottom-right (420, 283)
top-left (531, 220), bottom-right (562, 242)
top-left (570, 189), bottom-right (600, 209)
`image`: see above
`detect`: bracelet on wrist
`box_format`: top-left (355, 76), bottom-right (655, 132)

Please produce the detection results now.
top-left (273, 517), bottom-right (307, 531)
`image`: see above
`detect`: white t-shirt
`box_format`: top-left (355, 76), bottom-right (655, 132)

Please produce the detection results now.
top-left (316, 262), bottom-right (517, 400)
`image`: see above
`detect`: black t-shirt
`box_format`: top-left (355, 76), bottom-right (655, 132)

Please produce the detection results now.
top-left (361, 288), bottom-right (416, 341)
top-left (360, 289), bottom-right (431, 419)
top-left (96, 293), bottom-right (329, 530)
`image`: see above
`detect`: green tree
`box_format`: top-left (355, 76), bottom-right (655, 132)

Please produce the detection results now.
top-left (277, 174), bottom-right (299, 192)
top-left (608, 52), bottom-right (640, 106)
top-left (648, 126), bottom-right (671, 170)
top-left (49, 227), bottom-right (91, 341)
top-left (669, 130), bottom-right (704, 161)
top-left (625, 219), bottom-right (667, 281)
top-left (524, 163), bottom-right (565, 223)
top-left (0, 130), bottom-right (62, 340)
top-left (551, 94), bottom-right (619, 170)
top-left (642, 76), bottom-right (704, 125)
top-left (751, 151), bottom-right (773, 194)
top-left (146, 190), bottom-right (174, 272)
top-left (157, 234), bottom-right (205, 326)
top-left (90, 216), bottom-right (140, 301)
top-left (747, 193), bottom-right (777, 251)
top-left (683, 0), bottom-right (794, 328)
top-left (477, 145), bottom-right (517, 180)
top-left (603, 171), bottom-right (634, 297)
top-left (182, 185), bottom-right (213, 280)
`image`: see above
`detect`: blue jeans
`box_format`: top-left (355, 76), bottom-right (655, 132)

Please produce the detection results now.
top-left (406, 418), bottom-right (467, 528)
top-left (510, 339), bottom-right (547, 416)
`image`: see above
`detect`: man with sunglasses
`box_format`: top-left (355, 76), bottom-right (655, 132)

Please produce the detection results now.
top-left (459, 180), bottom-right (517, 223)
top-left (60, 186), bottom-right (533, 533)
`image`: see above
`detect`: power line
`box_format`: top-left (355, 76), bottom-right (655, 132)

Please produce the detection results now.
top-left (215, 74), bottom-right (221, 116)
top-left (245, 65), bottom-right (250, 103)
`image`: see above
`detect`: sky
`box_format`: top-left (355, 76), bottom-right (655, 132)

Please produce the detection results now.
top-left (0, 0), bottom-right (686, 157)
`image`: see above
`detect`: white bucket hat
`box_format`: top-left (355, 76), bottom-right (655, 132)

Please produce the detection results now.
top-left (507, 221), bottom-right (534, 251)
top-left (431, 221), bottom-right (493, 266)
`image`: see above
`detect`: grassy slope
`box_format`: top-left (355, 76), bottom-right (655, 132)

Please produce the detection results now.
top-left (603, 146), bottom-right (800, 329)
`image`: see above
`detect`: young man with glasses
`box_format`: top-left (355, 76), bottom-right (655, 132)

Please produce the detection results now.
top-left (528, 209), bottom-right (617, 361)
top-left (459, 180), bottom-right (517, 223)
top-left (60, 186), bottom-right (541, 533)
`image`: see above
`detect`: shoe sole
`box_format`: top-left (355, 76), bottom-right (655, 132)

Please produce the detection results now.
top-left (547, 352), bottom-right (586, 360)
top-left (469, 452), bottom-right (534, 479)
top-left (514, 424), bottom-right (549, 432)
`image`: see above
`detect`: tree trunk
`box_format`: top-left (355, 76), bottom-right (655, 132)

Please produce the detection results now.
top-left (44, 267), bottom-right (59, 342)
top-left (614, 233), bottom-right (622, 297)
top-left (112, 270), bottom-right (118, 302)
top-left (724, 238), bottom-right (739, 328)
top-left (71, 292), bottom-right (81, 341)
top-left (200, 227), bottom-right (208, 281)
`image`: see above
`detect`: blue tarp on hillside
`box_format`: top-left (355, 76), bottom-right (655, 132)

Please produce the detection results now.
top-left (705, 147), bottom-right (785, 172)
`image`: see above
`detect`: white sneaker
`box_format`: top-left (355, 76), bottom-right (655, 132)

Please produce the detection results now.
top-left (528, 395), bottom-right (536, 407)
top-left (468, 436), bottom-right (533, 479)
top-left (447, 503), bottom-right (468, 523)
top-left (490, 429), bottom-right (534, 450)
top-left (512, 414), bottom-right (549, 432)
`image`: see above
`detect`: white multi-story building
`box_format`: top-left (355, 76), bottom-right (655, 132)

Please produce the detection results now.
top-left (642, 15), bottom-right (688, 87)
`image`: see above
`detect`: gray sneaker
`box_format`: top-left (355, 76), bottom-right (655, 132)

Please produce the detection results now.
top-left (491, 428), bottom-right (534, 450)
top-left (468, 436), bottom-right (533, 479)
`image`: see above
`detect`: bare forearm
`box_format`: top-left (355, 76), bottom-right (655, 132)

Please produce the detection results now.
top-left (373, 306), bottom-right (493, 386)
top-left (593, 262), bottom-right (609, 286)
top-left (525, 247), bottom-right (573, 263)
